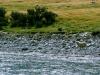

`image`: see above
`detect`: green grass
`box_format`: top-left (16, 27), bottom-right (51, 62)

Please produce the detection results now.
top-left (0, 0), bottom-right (100, 33)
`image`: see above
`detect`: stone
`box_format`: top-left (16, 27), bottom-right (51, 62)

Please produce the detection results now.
top-left (22, 48), bottom-right (28, 51)
top-left (76, 41), bottom-right (87, 48)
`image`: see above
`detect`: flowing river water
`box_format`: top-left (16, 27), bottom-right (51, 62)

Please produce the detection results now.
top-left (0, 32), bottom-right (100, 75)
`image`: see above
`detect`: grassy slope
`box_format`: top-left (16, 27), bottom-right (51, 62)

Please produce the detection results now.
top-left (0, 0), bottom-right (100, 33)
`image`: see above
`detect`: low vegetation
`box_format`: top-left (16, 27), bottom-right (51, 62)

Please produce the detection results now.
top-left (0, 5), bottom-right (57, 29)
top-left (0, 7), bottom-right (8, 29)
top-left (27, 5), bottom-right (57, 28)
top-left (10, 11), bottom-right (27, 27)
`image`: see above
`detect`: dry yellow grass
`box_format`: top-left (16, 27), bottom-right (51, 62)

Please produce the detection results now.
top-left (0, 0), bottom-right (100, 32)
top-left (0, 0), bottom-right (99, 20)
top-left (0, 0), bottom-right (99, 4)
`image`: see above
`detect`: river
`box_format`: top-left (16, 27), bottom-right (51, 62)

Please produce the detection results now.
top-left (0, 32), bottom-right (100, 75)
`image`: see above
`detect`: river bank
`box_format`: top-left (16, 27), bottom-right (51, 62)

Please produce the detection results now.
top-left (0, 31), bottom-right (100, 56)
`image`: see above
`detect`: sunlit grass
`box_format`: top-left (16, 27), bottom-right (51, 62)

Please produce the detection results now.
top-left (0, 0), bottom-right (100, 33)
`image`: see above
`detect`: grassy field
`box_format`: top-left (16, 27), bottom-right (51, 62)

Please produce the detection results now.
top-left (0, 0), bottom-right (100, 33)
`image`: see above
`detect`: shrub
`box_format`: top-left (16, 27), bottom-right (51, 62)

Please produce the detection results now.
top-left (0, 7), bottom-right (6, 17)
top-left (27, 5), bottom-right (46, 27)
top-left (10, 11), bottom-right (27, 27)
top-left (0, 17), bottom-right (8, 25)
top-left (43, 11), bottom-right (57, 25)
top-left (27, 5), bottom-right (57, 28)
top-left (34, 5), bottom-right (46, 27)
top-left (27, 9), bottom-right (35, 27)
top-left (0, 7), bottom-right (8, 29)
top-left (10, 5), bottom-right (57, 28)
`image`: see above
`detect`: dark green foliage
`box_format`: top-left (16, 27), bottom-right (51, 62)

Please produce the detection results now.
top-left (0, 5), bottom-right (57, 29)
top-left (0, 7), bottom-right (6, 17)
top-left (27, 5), bottom-right (46, 27)
top-left (33, 5), bottom-right (46, 27)
top-left (27, 5), bottom-right (57, 28)
top-left (43, 11), bottom-right (57, 25)
top-left (10, 12), bottom-right (27, 27)
top-left (0, 17), bottom-right (8, 26)
top-left (0, 7), bottom-right (8, 29)
top-left (27, 9), bottom-right (35, 26)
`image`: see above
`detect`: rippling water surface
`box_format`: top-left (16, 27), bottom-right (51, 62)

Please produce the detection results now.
top-left (0, 32), bottom-right (100, 75)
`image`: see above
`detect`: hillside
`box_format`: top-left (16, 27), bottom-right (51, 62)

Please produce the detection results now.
top-left (0, 0), bottom-right (100, 33)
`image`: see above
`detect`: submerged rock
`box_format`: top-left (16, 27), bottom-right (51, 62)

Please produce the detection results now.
top-left (21, 48), bottom-right (29, 51)
top-left (92, 31), bottom-right (100, 36)
top-left (76, 41), bottom-right (87, 48)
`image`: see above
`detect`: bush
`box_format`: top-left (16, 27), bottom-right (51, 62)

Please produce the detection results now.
top-left (10, 5), bottom-right (57, 28)
top-left (27, 5), bottom-right (57, 28)
top-left (0, 7), bottom-right (8, 29)
top-left (27, 9), bottom-right (35, 27)
top-left (0, 17), bottom-right (8, 26)
top-left (10, 12), bottom-right (27, 27)
top-left (43, 11), bottom-right (57, 25)
top-left (27, 5), bottom-right (46, 27)
top-left (0, 7), bottom-right (6, 17)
